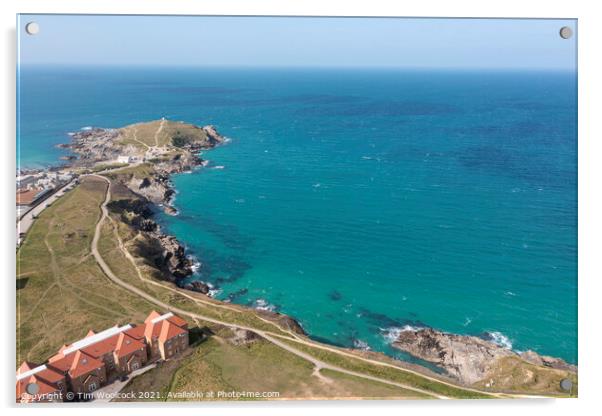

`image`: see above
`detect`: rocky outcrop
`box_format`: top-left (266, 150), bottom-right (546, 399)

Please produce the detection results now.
top-left (106, 186), bottom-right (194, 282)
top-left (255, 310), bottom-right (306, 336)
top-left (64, 128), bottom-right (121, 162)
top-left (202, 125), bottom-right (226, 146)
top-left (519, 350), bottom-right (577, 372)
top-left (391, 327), bottom-right (575, 385)
top-left (182, 280), bottom-right (211, 295)
top-left (153, 234), bottom-right (193, 280)
top-left (127, 176), bottom-right (169, 205)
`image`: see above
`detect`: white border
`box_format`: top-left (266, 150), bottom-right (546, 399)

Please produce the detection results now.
top-left (2, 1), bottom-right (601, 415)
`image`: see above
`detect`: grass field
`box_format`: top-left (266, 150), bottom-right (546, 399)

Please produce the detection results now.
top-left (117, 120), bottom-right (210, 150)
top-left (16, 177), bottom-right (157, 365)
top-left (118, 336), bottom-right (430, 401)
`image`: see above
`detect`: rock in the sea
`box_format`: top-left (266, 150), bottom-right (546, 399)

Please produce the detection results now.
top-left (183, 280), bottom-right (211, 295)
top-left (164, 205), bottom-right (178, 216)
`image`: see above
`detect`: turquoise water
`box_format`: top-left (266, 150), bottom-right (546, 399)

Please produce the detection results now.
top-left (18, 67), bottom-right (577, 363)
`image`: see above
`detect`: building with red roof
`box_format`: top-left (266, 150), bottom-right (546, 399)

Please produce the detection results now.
top-left (16, 361), bottom-right (66, 403)
top-left (16, 311), bottom-right (189, 403)
top-left (143, 311), bottom-right (189, 361)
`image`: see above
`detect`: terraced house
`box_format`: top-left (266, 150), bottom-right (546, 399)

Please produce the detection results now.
top-left (16, 311), bottom-right (189, 403)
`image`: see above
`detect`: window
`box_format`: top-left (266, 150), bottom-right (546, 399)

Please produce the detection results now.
top-left (88, 382), bottom-right (97, 392)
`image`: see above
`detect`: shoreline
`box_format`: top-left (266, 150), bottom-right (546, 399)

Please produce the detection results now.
top-left (19, 119), bottom-right (577, 389)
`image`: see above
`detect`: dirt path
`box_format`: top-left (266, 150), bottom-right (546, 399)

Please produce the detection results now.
top-left (131, 128), bottom-right (150, 150)
top-left (154, 118), bottom-right (166, 147)
top-left (87, 174), bottom-right (516, 400)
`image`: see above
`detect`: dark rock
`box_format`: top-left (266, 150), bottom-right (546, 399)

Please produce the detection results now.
top-left (255, 310), bottom-right (306, 336)
top-left (155, 234), bottom-right (193, 279)
top-left (183, 280), bottom-right (211, 295)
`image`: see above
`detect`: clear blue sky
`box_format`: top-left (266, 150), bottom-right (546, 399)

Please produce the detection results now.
top-left (18, 15), bottom-right (577, 70)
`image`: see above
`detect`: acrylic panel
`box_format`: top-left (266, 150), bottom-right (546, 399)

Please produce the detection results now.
top-left (16, 15), bottom-right (577, 403)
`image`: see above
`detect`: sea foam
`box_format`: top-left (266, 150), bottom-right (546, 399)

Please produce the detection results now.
top-left (380, 325), bottom-right (419, 344)
top-left (253, 298), bottom-right (276, 312)
top-left (485, 331), bottom-right (513, 350)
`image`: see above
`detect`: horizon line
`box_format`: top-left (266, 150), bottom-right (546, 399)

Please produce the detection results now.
top-left (17, 63), bottom-right (576, 72)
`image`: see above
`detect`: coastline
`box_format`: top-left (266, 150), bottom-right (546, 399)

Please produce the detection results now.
top-left (18, 119), bottom-right (577, 392)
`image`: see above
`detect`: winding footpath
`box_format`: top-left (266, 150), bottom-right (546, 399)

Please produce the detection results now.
top-left (88, 174), bottom-right (515, 400)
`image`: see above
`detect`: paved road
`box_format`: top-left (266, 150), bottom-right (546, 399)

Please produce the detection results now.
top-left (88, 174), bottom-right (474, 399)
top-left (16, 163), bottom-right (143, 247)
top-left (16, 179), bottom-right (77, 246)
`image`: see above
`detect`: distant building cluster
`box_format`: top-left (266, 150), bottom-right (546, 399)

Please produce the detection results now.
top-left (16, 311), bottom-right (189, 403)
top-left (16, 171), bottom-right (73, 207)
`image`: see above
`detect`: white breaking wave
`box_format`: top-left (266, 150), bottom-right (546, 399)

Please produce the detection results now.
top-left (190, 259), bottom-right (201, 273)
top-left (81, 126), bottom-right (93, 131)
top-left (254, 298), bottom-right (276, 312)
top-left (380, 325), bottom-right (419, 344)
top-left (208, 288), bottom-right (222, 298)
top-left (486, 331), bottom-right (513, 350)
top-left (353, 339), bottom-right (371, 351)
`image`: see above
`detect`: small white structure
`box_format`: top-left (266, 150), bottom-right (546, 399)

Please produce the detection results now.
top-left (116, 155), bottom-right (133, 164)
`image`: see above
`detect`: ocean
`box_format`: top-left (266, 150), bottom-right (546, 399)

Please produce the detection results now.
top-left (17, 66), bottom-right (577, 364)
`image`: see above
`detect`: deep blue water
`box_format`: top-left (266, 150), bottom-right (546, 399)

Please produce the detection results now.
top-left (18, 67), bottom-right (577, 363)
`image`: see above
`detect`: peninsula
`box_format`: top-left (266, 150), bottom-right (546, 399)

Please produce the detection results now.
top-left (16, 119), bottom-right (577, 401)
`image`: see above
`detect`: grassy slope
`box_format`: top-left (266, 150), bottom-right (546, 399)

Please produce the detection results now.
top-left (118, 120), bottom-right (209, 149)
top-left (473, 356), bottom-right (578, 397)
top-left (16, 177), bottom-right (157, 364)
top-left (119, 336), bottom-right (429, 401)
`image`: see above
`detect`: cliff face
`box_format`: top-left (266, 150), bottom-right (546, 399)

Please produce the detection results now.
top-left (392, 327), bottom-right (576, 386)
top-left (106, 186), bottom-right (194, 281)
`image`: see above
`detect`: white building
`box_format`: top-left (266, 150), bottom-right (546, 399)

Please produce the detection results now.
top-left (116, 156), bottom-right (133, 164)
top-left (16, 175), bottom-right (35, 190)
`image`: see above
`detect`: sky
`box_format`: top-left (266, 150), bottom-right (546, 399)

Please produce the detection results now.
top-left (18, 15), bottom-right (577, 70)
